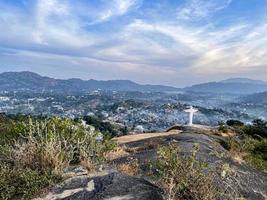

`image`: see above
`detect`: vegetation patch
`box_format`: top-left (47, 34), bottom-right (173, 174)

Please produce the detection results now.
top-left (150, 143), bottom-right (219, 200)
top-left (219, 119), bottom-right (267, 171)
top-left (117, 157), bottom-right (140, 176)
top-left (0, 115), bottom-right (116, 200)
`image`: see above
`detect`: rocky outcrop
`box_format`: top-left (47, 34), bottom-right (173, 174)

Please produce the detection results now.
top-left (172, 132), bottom-right (267, 200)
top-left (35, 171), bottom-right (164, 200)
top-left (114, 127), bottom-right (267, 200)
top-left (36, 126), bottom-right (267, 200)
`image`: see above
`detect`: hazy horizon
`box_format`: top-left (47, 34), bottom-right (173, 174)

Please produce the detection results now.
top-left (1, 0), bottom-right (267, 87)
top-left (1, 70), bottom-right (267, 88)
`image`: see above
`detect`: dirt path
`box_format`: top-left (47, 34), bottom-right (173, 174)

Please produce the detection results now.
top-left (113, 130), bottom-right (179, 145)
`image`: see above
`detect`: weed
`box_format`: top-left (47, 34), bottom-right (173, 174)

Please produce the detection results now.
top-left (117, 157), bottom-right (139, 176)
top-left (150, 143), bottom-right (219, 200)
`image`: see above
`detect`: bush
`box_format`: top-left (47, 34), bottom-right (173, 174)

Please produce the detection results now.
top-left (226, 120), bottom-right (244, 127)
top-left (0, 116), bottom-right (116, 199)
top-left (243, 119), bottom-right (267, 138)
top-left (242, 137), bottom-right (267, 171)
top-left (150, 143), bottom-right (219, 200)
top-left (222, 135), bottom-right (267, 171)
top-left (83, 116), bottom-right (117, 136)
top-left (0, 165), bottom-right (61, 200)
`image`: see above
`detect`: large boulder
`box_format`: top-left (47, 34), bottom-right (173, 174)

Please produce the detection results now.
top-left (35, 172), bottom-right (164, 200)
top-left (114, 129), bottom-right (267, 200)
top-left (172, 132), bottom-right (267, 200)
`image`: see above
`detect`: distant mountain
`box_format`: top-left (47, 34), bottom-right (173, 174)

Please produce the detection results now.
top-left (220, 78), bottom-right (266, 84)
top-left (184, 78), bottom-right (267, 94)
top-left (240, 91), bottom-right (267, 104)
top-left (0, 71), bottom-right (179, 93)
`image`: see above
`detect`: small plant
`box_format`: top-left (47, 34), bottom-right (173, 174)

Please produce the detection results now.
top-left (218, 124), bottom-right (228, 133)
top-left (150, 143), bottom-right (219, 200)
top-left (117, 157), bottom-right (139, 176)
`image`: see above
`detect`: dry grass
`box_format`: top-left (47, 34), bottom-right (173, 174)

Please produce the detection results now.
top-left (117, 157), bottom-right (140, 176)
top-left (125, 140), bottom-right (158, 153)
top-left (80, 159), bottom-right (95, 172)
top-left (12, 133), bottom-right (73, 175)
top-left (104, 145), bottom-right (129, 161)
top-left (151, 143), bottom-right (219, 200)
top-left (0, 117), bottom-right (118, 200)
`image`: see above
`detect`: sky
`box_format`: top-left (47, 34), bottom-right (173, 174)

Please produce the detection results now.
top-left (0, 0), bottom-right (267, 87)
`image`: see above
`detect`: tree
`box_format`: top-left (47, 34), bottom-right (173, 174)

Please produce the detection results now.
top-left (243, 119), bottom-right (267, 138)
top-left (226, 119), bottom-right (244, 127)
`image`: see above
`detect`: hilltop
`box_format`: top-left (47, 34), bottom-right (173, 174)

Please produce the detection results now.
top-left (37, 125), bottom-right (267, 200)
top-left (0, 114), bottom-right (266, 200)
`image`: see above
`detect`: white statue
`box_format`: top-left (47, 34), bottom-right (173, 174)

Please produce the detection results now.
top-left (184, 106), bottom-right (198, 125)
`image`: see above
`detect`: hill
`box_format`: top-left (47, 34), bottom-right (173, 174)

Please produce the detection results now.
top-left (0, 71), bottom-right (179, 93)
top-left (241, 91), bottom-right (267, 104)
top-left (184, 78), bottom-right (267, 94)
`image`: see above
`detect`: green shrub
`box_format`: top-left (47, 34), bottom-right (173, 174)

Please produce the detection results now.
top-left (226, 120), bottom-right (244, 127)
top-left (0, 116), bottom-right (116, 199)
top-left (150, 143), bottom-right (219, 200)
top-left (222, 135), bottom-right (267, 171)
top-left (243, 137), bottom-right (267, 171)
top-left (242, 119), bottom-right (267, 138)
top-left (83, 116), bottom-right (117, 136)
top-left (0, 165), bottom-right (61, 200)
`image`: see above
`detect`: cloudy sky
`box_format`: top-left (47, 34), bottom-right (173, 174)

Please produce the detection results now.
top-left (0, 0), bottom-right (267, 87)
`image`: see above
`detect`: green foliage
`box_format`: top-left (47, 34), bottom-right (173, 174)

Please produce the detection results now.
top-left (0, 114), bottom-right (33, 145)
top-left (150, 143), bottom-right (218, 200)
top-left (226, 119), bottom-right (244, 127)
top-left (0, 166), bottom-right (61, 200)
top-left (220, 136), bottom-right (241, 151)
top-left (242, 137), bottom-right (267, 170)
top-left (223, 135), bottom-right (267, 171)
top-left (242, 119), bottom-right (267, 138)
top-left (0, 115), bottom-right (116, 199)
top-left (83, 116), bottom-right (118, 136)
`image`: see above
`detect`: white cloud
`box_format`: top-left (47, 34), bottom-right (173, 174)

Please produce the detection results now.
top-left (0, 0), bottom-right (267, 86)
top-left (120, 19), bottom-right (267, 78)
top-left (176, 0), bottom-right (232, 21)
top-left (92, 0), bottom-right (141, 24)
top-left (33, 0), bottom-right (92, 47)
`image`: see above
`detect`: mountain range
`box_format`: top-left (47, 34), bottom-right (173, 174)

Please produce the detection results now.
top-left (1, 71), bottom-right (267, 94)
top-left (184, 78), bottom-right (267, 94)
top-left (0, 71), bottom-right (179, 93)
top-left (240, 91), bottom-right (267, 104)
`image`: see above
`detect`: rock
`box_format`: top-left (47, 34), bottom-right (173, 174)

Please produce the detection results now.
top-left (115, 131), bottom-right (267, 200)
top-left (35, 173), bottom-right (164, 200)
top-left (53, 176), bottom-right (90, 193)
top-left (63, 166), bottom-right (88, 177)
top-left (169, 132), bottom-right (267, 200)
top-left (36, 128), bottom-right (267, 200)
top-left (167, 124), bottom-right (214, 134)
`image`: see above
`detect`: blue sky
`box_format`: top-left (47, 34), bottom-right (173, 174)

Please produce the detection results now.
top-left (0, 0), bottom-right (267, 86)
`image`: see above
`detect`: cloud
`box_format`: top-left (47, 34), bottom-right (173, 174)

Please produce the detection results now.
top-left (0, 0), bottom-right (267, 86)
top-left (91, 0), bottom-right (141, 24)
top-left (120, 18), bottom-right (267, 79)
top-left (176, 0), bottom-right (232, 21)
